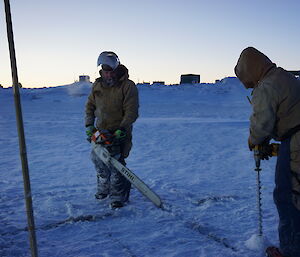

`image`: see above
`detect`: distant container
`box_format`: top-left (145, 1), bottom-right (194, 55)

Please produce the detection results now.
top-left (137, 82), bottom-right (151, 86)
top-left (180, 74), bottom-right (200, 84)
top-left (79, 75), bottom-right (90, 82)
top-left (152, 81), bottom-right (165, 85)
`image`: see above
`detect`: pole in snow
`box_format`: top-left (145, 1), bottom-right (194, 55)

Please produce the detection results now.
top-left (3, 0), bottom-right (38, 256)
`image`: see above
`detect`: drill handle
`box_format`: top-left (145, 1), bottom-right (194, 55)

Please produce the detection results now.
top-left (270, 143), bottom-right (280, 156)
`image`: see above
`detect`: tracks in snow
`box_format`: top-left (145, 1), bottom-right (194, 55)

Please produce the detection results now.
top-left (160, 194), bottom-right (239, 252)
top-left (1, 192), bottom-right (240, 256)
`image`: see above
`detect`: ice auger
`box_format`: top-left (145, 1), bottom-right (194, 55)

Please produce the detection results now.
top-left (253, 143), bottom-right (279, 236)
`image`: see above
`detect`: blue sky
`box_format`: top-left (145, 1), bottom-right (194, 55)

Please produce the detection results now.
top-left (1, 0), bottom-right (300, 88)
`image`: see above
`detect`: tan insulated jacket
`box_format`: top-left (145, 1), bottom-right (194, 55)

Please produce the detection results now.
top-left (85, 65), bottom-right (139, 158)
top-left (235, 47), bottom-right (300, 210)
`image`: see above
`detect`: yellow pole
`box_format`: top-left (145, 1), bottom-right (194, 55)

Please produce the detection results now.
top-left (3, 0), bottom-right (38, 256)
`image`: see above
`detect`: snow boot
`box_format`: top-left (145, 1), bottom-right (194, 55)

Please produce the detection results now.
top-left (95, 193), bottom-right (108, 200)
top-left (110, 201), bottom-right (124, 209)
top-left (266, 246), bottom-right (289, 257)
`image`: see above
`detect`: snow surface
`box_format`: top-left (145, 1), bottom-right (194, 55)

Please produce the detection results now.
top-left (0, 78), bottom-right (280, 257)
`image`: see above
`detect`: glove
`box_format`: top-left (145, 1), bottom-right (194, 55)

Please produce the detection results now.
top-left (248, 137), bottom-right (255, 151)
top-left (86, 125), bottom-right (96, 142)
top-left (114, 128), bottom-right (126, 141)
top-left (257, 143), bottom-right (273, 160)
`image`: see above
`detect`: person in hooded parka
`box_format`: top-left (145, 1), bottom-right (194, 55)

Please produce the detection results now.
top-left (85, 51), bottom-right (139, 209)
top-left (235, 47), bottom-right (300, 257)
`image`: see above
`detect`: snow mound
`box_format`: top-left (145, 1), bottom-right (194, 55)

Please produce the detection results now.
top-left (245, 234), bottom-right (270, 255)
top-left (65, 81), bottom-right (92, 97)
top-left (137, 76), bottom-right (248, 98)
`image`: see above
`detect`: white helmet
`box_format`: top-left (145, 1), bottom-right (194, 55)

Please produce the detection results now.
top-left (97, 51), bottom-right (120, 70)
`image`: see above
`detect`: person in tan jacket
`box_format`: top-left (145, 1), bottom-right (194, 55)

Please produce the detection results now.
top-left (85, 51), bottom-right (139, 209)
top-left (235, 47), bottom-right (300, 257)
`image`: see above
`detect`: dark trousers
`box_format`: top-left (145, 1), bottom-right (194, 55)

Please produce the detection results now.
top-left (273, 138), bottom-right (300, 257)
top-left (91, 150), bottom-right (131, 203)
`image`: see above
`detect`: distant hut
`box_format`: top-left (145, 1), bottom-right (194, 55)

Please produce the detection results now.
top-left (137, 81), bottom-right (151, 86)
top-left (180, 74), bottom-right (200, 84)
top-left (152, 81), bottom-right (165, 85)
top-left (79, 75), bottom-right (90, 82)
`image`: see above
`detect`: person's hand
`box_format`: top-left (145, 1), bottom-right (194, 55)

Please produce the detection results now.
top-left (248, 137), bottom-right (255, 151)
top-left (86, 125), bottom-right (96, 142)
top-left (258, 143), bottom-right (273, 160)
top-left (114, 128), bottom-right (126, 141)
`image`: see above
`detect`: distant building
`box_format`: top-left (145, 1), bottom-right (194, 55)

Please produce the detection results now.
top-left (152, 81), bottom-right (165, 85)
top-left (79, 75), bottom-right (90, 82)
top-left (180, 74), bottom-right (200, 84)
top-left (137, 81), bottom-right (151, 86)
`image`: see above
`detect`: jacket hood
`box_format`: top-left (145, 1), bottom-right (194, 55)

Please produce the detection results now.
top-left (234, 47), bottom-right (276, 88)
top-left (114, 64), bottom-right (129, 81)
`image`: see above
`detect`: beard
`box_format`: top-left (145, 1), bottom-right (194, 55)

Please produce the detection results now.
top-left (104, 77), bottom-right (115, 86)
top-left (100, 70), bottom-right (117, 87)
